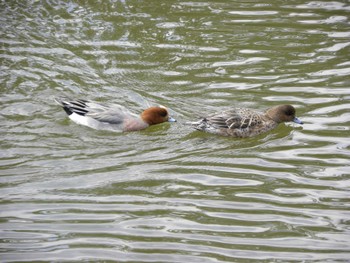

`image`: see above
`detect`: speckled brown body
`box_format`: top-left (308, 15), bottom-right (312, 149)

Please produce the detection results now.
top-left (190, 105), bottom-right (302, 138)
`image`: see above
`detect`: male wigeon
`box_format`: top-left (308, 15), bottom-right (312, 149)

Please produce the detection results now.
top-left (189, 104), bottom-right (303, 137)
top-left (55, 97), bottom-right (176, 132)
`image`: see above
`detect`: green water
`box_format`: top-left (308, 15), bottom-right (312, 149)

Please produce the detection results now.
top-left (1, 0), bottom-right (349, 262)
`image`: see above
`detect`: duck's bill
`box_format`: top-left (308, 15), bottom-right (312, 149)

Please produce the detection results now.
top-left (168, 116), bottom-right (177, 122)
top-left (293, 117), bottom-right (303, 125)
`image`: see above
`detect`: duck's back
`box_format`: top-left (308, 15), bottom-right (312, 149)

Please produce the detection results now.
top-left (192, 108), bottom-right (277, 137)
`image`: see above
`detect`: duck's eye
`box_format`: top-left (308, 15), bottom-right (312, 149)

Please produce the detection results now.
top-left (284, 108), bottom-right (295, 116)
top-left (159, 109), bottom-right (168, 117)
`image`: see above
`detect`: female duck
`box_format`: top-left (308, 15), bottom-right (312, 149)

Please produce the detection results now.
top-left (189, 104), bottom-right (303, 138)
top-left (55, 97), bottom-right (176, 132)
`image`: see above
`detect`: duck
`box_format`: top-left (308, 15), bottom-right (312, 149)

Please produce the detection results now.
top-left (55, 96), bottom-right (176, 132)
top-left (188, 104), bottom-right (303, 137)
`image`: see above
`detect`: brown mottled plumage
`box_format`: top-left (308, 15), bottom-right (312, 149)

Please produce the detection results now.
top-left (189, 105), bottom-right (303, 137)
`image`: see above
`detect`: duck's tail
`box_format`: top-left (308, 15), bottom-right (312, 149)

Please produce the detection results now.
top-left (185, 119), bottom-right (207, 131)
top-left (54, 96), bottom-right (74, 115)
top-left (55, 96), bottom-right (89, 116)
top-left (54, 96), bottom-right (70, 104)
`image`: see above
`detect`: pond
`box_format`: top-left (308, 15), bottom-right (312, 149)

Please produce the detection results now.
top-left (1, 0), bottom-right (350, 262)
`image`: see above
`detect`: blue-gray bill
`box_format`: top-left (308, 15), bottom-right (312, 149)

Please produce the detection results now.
top-left (293, 117), bottom-right (303, 124)
top-left (168, 116), bottom-right (177, 122)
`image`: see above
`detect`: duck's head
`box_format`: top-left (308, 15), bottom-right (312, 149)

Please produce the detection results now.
top-left (266, 105), bottom-right (303, 124)
top-left (141, 106), bottom-right (176, 125)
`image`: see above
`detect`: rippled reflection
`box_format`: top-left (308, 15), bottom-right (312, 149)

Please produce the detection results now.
top-left (1, 0), bottom-right (350, 262)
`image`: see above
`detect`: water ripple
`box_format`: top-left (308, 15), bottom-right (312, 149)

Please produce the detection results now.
top-left (1, 0), bottom-right (350, 262)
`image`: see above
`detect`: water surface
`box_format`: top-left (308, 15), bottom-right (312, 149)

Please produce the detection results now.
top-left (1, 0), bottom-right (350, 262)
